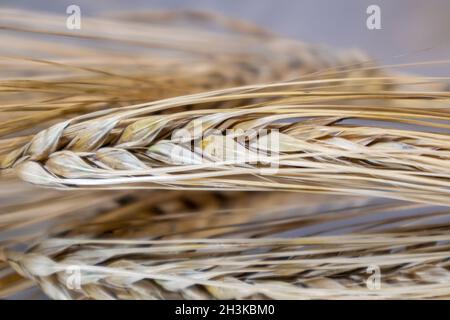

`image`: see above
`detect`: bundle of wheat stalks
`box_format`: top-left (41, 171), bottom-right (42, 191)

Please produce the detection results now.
top-left (0, 8), bottom-right (449, 299)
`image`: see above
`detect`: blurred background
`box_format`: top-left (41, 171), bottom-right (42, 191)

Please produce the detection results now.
top-left (3, 0), bottom-right (450, 75)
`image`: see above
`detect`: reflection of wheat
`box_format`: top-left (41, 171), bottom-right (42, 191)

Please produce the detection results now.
top-left (4, 198), bottom-right (450, 299)
top-left (1, 9), bottom-right (450, 300)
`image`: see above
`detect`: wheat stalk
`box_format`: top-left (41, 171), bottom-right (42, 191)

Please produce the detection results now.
top-left (3, 75), bottom-right (449, 205)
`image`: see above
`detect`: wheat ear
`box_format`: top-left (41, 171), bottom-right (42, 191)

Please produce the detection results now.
top-left (4, 75), bottom-right (449, 205)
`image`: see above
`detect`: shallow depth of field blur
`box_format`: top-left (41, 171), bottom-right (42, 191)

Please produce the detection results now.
top-left (1, 0), bottom-right (450, 300)
top-left (4, 0), bottom-right (450, 75)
